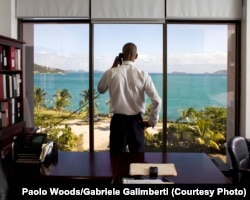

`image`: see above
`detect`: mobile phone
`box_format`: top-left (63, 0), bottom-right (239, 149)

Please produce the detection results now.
top-left (118, 53), bottom-right (123, 64)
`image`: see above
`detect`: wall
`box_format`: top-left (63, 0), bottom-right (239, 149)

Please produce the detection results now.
top-left (241, 0), bottom-right (250, 138)
top-left (0, 0), bottom-right (17, 38)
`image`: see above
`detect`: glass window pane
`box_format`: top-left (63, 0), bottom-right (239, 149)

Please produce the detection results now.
top-left (167, 24), bottom-right (236, 161)
top-left (32, 24), bottom-right (90, 151)
top-left (94, 24), bottom-right (163, 151)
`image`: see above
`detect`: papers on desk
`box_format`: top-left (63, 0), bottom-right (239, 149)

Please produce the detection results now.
top-left (40, 141), bottom-right (54, 163)
top-left (122, 178), bottom-right (174, 184)
top-left (129, 163), bottom-right (177, 176)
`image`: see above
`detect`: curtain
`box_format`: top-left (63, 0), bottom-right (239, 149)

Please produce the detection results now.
top-left (16, 0), bottom-right (89, 18)
top-left (166, 0), bottom-right (242, 20)
top-left (91, 0), bottom-right (165, 22)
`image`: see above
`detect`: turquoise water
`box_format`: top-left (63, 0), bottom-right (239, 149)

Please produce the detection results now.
top-left (34, 73), bottom-right (227, 121)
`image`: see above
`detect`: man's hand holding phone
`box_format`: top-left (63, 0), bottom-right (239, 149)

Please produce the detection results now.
top-left (111, 53), bottom-right (123, 68)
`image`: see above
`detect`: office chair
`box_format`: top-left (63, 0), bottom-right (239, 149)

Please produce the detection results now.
top-left (227, 136), bottom-right (250, 184)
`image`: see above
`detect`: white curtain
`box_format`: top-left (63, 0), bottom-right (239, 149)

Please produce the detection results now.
top-left (91, 0), bottom-right (165, 22)
top-left (16, 0), bottom-right (89, 18)
top-left (15, 0), bottom-right (242, 20)
top-left (166, 0), bottom-right (242, 20)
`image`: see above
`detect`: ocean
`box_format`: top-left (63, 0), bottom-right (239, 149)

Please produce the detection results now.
top-left (34, 73), bottom-right (227, 121)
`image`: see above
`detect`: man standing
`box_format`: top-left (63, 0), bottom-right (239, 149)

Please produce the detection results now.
top-left (98, 42), bottom-right (161, 152)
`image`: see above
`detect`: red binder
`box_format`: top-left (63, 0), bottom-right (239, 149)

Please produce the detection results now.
top-left (8, 46), bottom-right (17, 70)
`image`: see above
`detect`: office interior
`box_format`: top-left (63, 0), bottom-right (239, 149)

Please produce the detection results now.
top-left (0, 0), bottom-right (250, 187)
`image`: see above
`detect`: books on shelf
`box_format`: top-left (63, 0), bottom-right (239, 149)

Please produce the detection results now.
top-left (0, 98), bottom-right (22, 127)
top-left (0, 45), bottom-right (21, 71)
top-left (0, 74), bottom-right (21, 99)
top-left (0, 35), bottom-right (24, 157)
top-left (0, 42), bottom-right (23, 127)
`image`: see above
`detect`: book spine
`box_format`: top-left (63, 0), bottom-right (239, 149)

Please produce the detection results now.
top-left (0, 45), bottom-right (3, 70)
top-left (8, 46), bottom-right (17, 70)
top-left (0, 74), bottom-right (3, 99)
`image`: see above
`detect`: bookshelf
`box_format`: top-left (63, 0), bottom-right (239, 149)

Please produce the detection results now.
top-left (0, 35), bottom-right (26, 155)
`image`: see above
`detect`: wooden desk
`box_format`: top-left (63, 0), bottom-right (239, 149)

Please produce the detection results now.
top-left (8, 151), bottom-right (230, 184)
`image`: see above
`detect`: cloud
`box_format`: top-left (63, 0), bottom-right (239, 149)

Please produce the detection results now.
top-left (168, 51), bottom-right (227, 65)
top-left (35, 52), bottom-right (89, 70)
top-left (35, 51), bottom-right (227, 73)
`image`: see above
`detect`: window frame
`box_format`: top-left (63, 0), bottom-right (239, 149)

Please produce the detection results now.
top-left (19, 19), bottom-right (241, 153)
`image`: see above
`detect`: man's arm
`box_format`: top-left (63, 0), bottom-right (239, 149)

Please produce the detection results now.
top-left (98, 56), bottom-right (120, 93)
top-left (144, 76), bottom-right (162, 128)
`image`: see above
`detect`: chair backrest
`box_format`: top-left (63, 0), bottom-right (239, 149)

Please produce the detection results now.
top-left (227, 136), bottom-right (250, 183)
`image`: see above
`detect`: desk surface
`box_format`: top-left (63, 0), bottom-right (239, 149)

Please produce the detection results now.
top-left (28, 151), bottom-right (230, 184)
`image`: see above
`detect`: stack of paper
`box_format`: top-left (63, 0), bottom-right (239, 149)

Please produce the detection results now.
top-left (122, 178), bottom-right (174, 184)
top-left (39, 141), bottom-right (54, 163)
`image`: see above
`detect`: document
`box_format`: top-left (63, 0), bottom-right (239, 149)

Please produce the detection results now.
top-left (129, 163), bottom-right (177, 176)
top-left (122, 178), bottom-right (174, 184)
top-left (40, 141), bottom-right (54, 163)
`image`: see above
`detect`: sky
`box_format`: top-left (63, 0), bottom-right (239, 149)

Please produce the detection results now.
top-left (34, 24), bottom-right (228, 73)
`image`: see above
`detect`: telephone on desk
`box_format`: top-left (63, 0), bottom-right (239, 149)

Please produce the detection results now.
top-left (12, 133), bottom-right (56, 164)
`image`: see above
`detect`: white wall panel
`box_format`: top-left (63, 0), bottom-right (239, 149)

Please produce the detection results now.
top-left (241, 0), bottom-right (250, 138)
top-left (0, 0), bottom-right (17, 38)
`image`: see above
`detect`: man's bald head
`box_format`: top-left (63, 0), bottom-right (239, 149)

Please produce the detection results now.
top-left (122, 42), bottom-right (138, 61)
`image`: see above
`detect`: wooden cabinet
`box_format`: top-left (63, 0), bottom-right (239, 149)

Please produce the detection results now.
top-left (0, 35), bottom-right (25, 155)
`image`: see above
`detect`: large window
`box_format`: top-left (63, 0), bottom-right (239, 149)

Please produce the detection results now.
top-left (166, 24), bottom-right (236, 159)
top-left (21, 22), bottom-right (238, 159)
